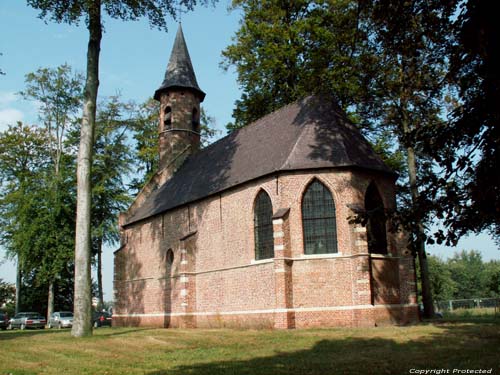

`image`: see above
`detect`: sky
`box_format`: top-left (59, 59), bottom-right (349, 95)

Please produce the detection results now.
top-left (0, 1), bottom-right (498, 302)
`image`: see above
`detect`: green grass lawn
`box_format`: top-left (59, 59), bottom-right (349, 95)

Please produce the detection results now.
top-left (1, 318), bottom-right (499, 375)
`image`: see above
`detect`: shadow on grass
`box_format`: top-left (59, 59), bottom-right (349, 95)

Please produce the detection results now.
top-left (93, 327), bottom-right (157, 338)
top-left (0, 328), bottom-right (66, 341)
top-left (145, 322), bottom-right (499, 375)
top-left (0, 326), bottom-right (157, 341)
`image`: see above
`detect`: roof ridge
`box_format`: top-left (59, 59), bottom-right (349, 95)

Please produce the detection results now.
top-left (226, 97), bottom-right (306, 135)
top-left (279, 118), bottom-right (310, 170)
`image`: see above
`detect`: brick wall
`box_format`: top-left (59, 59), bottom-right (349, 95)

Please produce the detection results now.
top-left (114, 169), bottom-right (418, 328)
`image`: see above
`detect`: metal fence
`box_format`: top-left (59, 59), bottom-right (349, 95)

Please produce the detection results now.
top-left (435, 297), bottom-right (500, 312)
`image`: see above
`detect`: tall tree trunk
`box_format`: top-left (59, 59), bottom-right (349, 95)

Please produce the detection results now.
top-left (72, 1), bottom-right (102, 338)
top-left (406, 144), bottom-right (434, 319)
top-left (47, 281), bottom-right (54, 323)
top-left (97, 235), bottom-right (104, 310)
top-left (399, 57), bottom-right (434, 319)
top-left (15, 255), bottom-right (21, 314)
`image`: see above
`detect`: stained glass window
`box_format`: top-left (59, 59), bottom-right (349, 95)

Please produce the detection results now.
top-left (302, 180), bottom-right (337, 254)
top-left (254, 190), bottom-right (274, 260)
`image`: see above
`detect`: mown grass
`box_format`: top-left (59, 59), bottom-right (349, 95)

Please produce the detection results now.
top-left (1, 318), bottom-right (499, 375)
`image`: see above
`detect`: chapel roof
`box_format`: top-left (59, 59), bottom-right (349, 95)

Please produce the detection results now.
top-left (153, 24), bottom-right (205, 101)
top-left (124, 95), bottom-right (394, 226)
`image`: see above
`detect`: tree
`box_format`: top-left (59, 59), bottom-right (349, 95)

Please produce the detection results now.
top-left (448, 250), bottom-right (485, 299)
top-left (423, 0), bottom-right (500, 245)
top-left (358, 0), bottom-right (456, 318)
top-left (27, 0), bottom-right (212, 337)
top-left (483, 260), bottom-right (500, 297)
top-left (0, 279), bottom-right (15, 310)
top-left (0, 123), bottom-right (51, 313)
top-left (222, 0), bottom-right (380, 132)
top-left (427, 255), bottom-right (456, 302)
top-left (130, 98), bottom-right (160, 191)
top-left (91, 96), bottom-right (134, 308)
top-left (19, 64), bottom-right (83, 321)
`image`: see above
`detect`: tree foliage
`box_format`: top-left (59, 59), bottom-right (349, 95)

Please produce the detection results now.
top-left (427, 255), bottom-right (456, 302)
top-left (0, 279), bottom-right (15, 308)
top-left (423, 1), bottom-right (500, 245)
top-left (222, 0), bottom-right (379, 131)
top-left (91, 95), bottom-right (134, 307)
top-left (428, 250), bottom-right (500, 301)
top-left (0, 122), bottom-right (76, 314)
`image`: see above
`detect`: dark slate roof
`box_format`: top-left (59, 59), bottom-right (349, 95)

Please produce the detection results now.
top-left (154, 24), bottom-right (205, 101)
top-left (125, 96), bottom-right (394, 226)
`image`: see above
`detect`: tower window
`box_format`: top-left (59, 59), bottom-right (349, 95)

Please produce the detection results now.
top-left (164, 106), bottom-right (172, 129)
top-left (166, 249), bottom-right (174, 265)
top-left (192, 108), bottom-right (199, 133)
top-left (302, 179), bottom-right (337, 254)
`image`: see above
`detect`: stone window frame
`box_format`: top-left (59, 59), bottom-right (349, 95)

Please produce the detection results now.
top-left (301, 178), bottom-right (338, 255)
top-left (253, 189), bottom-right (275, 260)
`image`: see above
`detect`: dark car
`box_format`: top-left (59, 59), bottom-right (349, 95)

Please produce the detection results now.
top-left (8, 312), bottom-right (46, 330)
top-left (93, 311), bottom-right (112, 328)
top-left (0, 313), bottom-right (9, 330)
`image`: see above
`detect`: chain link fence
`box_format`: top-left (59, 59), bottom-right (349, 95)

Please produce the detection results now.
top-left (435, 297), bottom-right (500, 314)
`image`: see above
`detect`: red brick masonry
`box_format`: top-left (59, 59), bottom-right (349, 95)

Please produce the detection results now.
top-left (114, 170), bottom-right (419, 328)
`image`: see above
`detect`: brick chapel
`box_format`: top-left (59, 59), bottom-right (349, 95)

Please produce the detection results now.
top-left (113, 25), bottom-right (419, 328)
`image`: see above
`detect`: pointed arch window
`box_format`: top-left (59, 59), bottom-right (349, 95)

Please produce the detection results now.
top-left (302, 180), bottom-right (337, 254)
top-left (164, 106), bottom-right (172, 129)
top-left (254, 190), bottom-right (274, 260)
top-left (365, 182), bottom-right (388, 254)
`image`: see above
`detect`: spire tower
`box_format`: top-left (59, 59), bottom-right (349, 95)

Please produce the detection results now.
top-left (154, 24), bottom-right (205, 174)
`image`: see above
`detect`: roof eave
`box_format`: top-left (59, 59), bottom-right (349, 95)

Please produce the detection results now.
top-left (153, 85), bottom-right (206, 102)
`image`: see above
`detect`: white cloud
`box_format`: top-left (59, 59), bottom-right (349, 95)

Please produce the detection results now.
top-left (0, 91), bottom-right (26, 130)
top-left (0, 91), bottom-right (18, 107)
top-left (0, 108), bottom-right (24, 130)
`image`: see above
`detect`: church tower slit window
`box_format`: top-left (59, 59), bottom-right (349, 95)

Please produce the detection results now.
top-left (192, 108), bottom-right (199, 133)
top-left (164, 106), bottom-right (172, 129)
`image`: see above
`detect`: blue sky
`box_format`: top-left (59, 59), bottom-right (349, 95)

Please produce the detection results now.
top-left (0, 1), bottom-right (497, 302)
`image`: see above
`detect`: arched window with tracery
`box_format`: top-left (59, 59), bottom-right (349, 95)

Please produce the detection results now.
top-left (254, 190), bottom-right (274, 260)
top-left (302, 179), bottom-right (338, 254)
top-left (365, 182), bottom-right (388, 254)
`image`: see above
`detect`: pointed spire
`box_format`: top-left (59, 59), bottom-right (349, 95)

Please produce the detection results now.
top-left (154, 24), bottom-right (205, 101)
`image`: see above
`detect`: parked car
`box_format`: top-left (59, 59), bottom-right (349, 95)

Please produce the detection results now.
top-left (8, 312), bottom-right (46, 330)
top-left (48, 311), bottom-right (73, 329)
top-left (93, 311), bottom-right (112, 328)
top-left (0, 313), bottom-right (9, 330)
